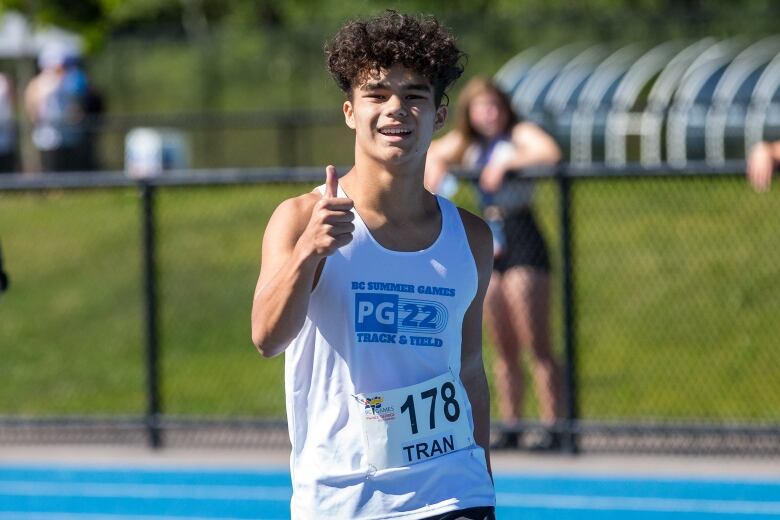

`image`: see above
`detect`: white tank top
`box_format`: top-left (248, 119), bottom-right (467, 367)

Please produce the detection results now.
top-left (284, 185), bottom-right (496, 519)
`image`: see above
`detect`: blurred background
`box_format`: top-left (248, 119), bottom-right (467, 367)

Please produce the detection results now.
top-left (0, 0), bottom-right (779, 455)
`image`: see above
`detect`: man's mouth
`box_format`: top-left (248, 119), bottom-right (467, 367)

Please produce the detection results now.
top-left (378, 127), bottom-right (412, 136)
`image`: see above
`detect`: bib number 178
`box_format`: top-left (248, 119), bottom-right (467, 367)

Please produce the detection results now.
top-left (399, 382), bottom-right (461, 435)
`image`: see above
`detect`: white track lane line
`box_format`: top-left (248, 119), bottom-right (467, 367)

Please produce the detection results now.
top-left (496, 492), bottom-right (780, 515)
top-left (0, 514), bottom-right (254, 520)
top-left (0, 481), bottom-right (290, 501)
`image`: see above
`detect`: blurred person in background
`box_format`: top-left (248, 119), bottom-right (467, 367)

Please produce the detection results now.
top-left (0, 73), bottom-right (17, 173)
top-left (71, 54), bottom-right (105, 171)
top-left (426, 77), bottom-right (563, 451)
top-left (747, 140), bottom-right (780, 192)
top-left (24, 43), bottom-right (90, 172)
top-left (0, 240), bottom-right (8, 295)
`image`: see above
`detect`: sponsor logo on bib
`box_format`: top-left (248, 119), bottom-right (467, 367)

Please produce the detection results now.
top-left (353, 394), bottom-right (396, 421)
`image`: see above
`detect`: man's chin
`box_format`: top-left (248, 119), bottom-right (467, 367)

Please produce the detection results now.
top-left (379, 152), bottom-right (417, 167)
top-left (360, 146), bottom-right (423, 169)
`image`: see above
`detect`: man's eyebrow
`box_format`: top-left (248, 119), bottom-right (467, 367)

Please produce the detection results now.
top-left (361, 81), bottom-right (389, 90)
top-left (361, 81), bottom-right (432, 91)
top-left (404, 83), bottom-right (432, 92)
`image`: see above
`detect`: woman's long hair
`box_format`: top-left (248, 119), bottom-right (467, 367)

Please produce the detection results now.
top-left (452, 76), bottom-right (519, 163)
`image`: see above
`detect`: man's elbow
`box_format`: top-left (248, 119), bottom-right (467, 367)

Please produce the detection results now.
top-left (253, 341), bottom-right (277, 359)
top-left (256, 346), bottom-right (281, 359)
top-left (252, 325), bottom-right (279, 358)
top-left (251, 326), bottom-right (287, 358)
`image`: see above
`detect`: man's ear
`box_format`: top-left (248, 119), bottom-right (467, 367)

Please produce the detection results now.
top-left (434, 105), bottom-right (448, 132)
top-left (343, 100), bottom-right (356, 130)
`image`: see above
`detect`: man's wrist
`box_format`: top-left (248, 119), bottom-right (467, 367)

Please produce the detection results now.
top-left (292, 242), bottom-right (324, 273)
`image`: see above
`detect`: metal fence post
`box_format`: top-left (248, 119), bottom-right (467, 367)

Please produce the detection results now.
top-left (557, 165), bottom-right (579, 454)
top-left (278, 122), bottom-right (299, 167)
top-left (140, 181), bottom-right (162, 448)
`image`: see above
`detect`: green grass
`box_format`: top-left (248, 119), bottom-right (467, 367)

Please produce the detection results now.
top-left (1, 177), bottom-right (779, 422)
top-left (574, 178), bottom-right (780, 420)
top-left (0, 189), bottom-right (144, 414)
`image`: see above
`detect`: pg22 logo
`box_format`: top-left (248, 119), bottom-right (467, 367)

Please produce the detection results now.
top-left (354, 293), bottom-right (448, 340)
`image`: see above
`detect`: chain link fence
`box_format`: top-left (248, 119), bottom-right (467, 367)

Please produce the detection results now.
top-left (0, 166), bottom-right (778, 454)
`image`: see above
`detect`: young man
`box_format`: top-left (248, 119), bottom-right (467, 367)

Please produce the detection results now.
top-left (251, 11), bottom-right (496, 519)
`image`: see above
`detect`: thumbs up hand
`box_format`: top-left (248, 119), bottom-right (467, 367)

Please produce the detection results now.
top-left (297, 165), bottom-right (355, 259)
top-left (325, 164), bottom-right (340, 199)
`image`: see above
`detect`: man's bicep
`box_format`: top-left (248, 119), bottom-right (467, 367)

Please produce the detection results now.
top-left (461, 261), bottom-right (491, 376)
top-left (460, 291), bottom-right (486, 376)
top-left (458, 208), bottom-right (494, 373)
top-left (254, 197), bottom-right (312, 298)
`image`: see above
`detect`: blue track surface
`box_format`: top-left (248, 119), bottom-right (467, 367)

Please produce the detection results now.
top-left (1, 464), bottom-right (779, 519)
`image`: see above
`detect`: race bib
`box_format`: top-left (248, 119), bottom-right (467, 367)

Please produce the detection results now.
top-left (352, 371), bottom-right (474, 471)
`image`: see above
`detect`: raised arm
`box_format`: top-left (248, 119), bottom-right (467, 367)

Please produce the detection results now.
top-left (251, 166), bottom-right (354, 357)
top-left (509, 121), bottom-right (562, 167)
top-left (458, 207), bottom-right (494, 476)
top-left (479, 121), bottom-right (562, 193)
top-left (747, 140), bottom-right (780, 192)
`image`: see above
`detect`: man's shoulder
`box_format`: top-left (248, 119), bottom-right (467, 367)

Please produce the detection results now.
top-left (447, 205), bottom-right (492, 294)
top-left (264, 190), bottom-right (324, 243)
top-left (455, 206), bottom-right (490, 240)
top-left (455, 207), bottom-right (492, 267)
top-left (273, 190), bottom-right (323, 220)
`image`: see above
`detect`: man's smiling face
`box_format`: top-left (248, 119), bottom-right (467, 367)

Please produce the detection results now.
top-left (343, 63), bottom-right (447, 168)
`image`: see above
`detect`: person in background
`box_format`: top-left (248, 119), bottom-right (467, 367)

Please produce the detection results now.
top-left (426, 76), bottom-right (564, 451)
top-left (24, 44), bottom-right (89, 172)
top-left (747, 140), bottom-right (780, 192)
top-left (0, 73), bottom-right (17, 173)
top-left (69, 54), bottom-right (105, 171)
top-left (0, 240), bottom-right (9, 295)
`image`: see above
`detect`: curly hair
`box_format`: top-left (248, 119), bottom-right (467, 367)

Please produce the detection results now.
top-left (325, 10), bottom-right (466, 106)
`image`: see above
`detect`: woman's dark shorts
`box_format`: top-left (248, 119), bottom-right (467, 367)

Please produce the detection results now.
top-left (493, 209), bottom-right (551, 274)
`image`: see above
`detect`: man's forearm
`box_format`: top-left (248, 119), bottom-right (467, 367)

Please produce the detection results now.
top-left (463, 361), bottom-right (492, 475)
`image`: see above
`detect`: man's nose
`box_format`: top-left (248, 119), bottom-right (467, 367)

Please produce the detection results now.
top-left (385, 94), bottom-right (408, 117)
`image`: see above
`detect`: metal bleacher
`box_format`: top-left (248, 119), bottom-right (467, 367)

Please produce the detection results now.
top-left (494, 37), bottom-right (780, 168)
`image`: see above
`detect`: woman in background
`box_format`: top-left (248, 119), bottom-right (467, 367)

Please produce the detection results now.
top-left (426, 77), bottom-right (563, 450)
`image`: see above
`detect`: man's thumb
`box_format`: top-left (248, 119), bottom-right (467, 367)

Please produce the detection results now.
top-left (325, 165), bottom-right (338, 198)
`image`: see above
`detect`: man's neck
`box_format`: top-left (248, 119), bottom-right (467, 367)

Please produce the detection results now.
top-left (341, 154), bottom-right (433, 223)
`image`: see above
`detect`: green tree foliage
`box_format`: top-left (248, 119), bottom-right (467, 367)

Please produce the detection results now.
top-left (4, 0), bottom-right (778, 48)
top-left (0, 0), bottom-right (108, 48)
top-left (5, 0), bottom-right (778, 118)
